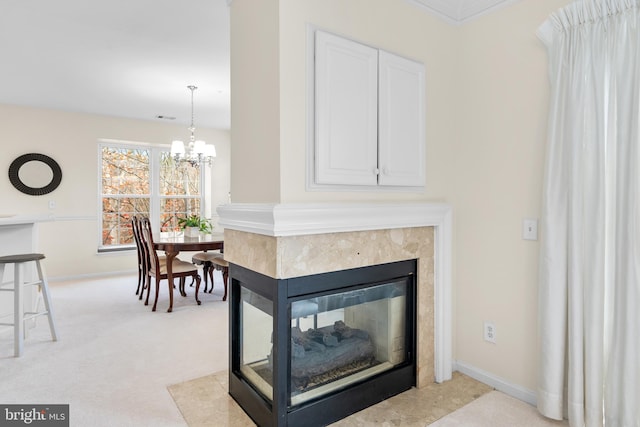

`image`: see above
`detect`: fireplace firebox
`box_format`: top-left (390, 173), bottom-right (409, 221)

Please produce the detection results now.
top-left (229, 260), bottom-right (417, 427)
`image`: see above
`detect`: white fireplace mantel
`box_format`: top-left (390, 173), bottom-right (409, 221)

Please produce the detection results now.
top-left (217, 202), bottom-right (453, 383)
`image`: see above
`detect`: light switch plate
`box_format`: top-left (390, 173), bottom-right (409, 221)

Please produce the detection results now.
top-left (522, 219), bottom-right (538, 241)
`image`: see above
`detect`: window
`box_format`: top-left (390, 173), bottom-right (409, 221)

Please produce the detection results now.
top-left (99, 142), bottom-right (204, 250)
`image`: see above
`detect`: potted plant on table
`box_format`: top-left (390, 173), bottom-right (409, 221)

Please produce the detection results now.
top-left (177, 215), bottom-right (212, 238)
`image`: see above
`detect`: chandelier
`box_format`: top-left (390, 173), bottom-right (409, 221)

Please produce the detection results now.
top-left (170, 85), bottom-right (216, 166)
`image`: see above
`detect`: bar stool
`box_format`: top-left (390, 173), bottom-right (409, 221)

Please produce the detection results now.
top-left (0, 253), bottom-right (58, 357)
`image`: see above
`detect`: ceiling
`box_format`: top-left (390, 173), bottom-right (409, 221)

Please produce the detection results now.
top-left (0, 0), bottom-right (516, 131)
top-left (0, 0), bottom-right (230, 129)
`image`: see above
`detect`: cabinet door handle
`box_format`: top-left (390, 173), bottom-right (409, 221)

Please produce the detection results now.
top-left (374, 168), bottom-right (380, 175)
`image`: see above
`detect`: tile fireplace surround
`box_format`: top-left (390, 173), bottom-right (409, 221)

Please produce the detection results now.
top-left (217, 202), bottom-right (452, 387)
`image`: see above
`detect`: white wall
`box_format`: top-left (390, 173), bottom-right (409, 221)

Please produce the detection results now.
top-left (277, 0), bottom-right (458, 203)
top-left (229, 0), bottom-right (574, 395)
top-left (0, 104), bottom-right (231, 278)
top-left (229, 0), bottom-right (281, 203)
top-left (229, 0), bottom-right (458, 204)
top-left (450, 0), bottom-right (570, 394)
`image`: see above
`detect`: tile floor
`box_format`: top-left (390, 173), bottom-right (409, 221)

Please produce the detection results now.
top-left (169, 371), bottom-right (493, 426)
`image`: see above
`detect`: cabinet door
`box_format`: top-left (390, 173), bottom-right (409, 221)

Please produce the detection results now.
top-left (378, 50), bottom-right (425, 187)
top-left (315, 31), bottom-right (378, 186)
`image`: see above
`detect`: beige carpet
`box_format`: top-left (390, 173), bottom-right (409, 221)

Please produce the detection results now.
top-left (0, 273), bottom-right (230, 427)
top-left (1, 273), bottom-right (567, 427)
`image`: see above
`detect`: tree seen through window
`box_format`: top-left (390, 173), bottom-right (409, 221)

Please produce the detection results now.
top-left (100, 144), bottom-right (202, 248)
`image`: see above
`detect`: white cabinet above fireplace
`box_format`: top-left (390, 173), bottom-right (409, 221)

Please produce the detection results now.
top-left (311, 30), bottom-right (425, 190)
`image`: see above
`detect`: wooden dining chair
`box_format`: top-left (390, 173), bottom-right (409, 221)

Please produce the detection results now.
top-left (131, 216), bottom-right (145, 297)
top-left (132, 216), bottom-right (165, 301)
top-left (139, 218), bottom-right (201, 312)
top-left (191, 252), bottom-right (229, 301)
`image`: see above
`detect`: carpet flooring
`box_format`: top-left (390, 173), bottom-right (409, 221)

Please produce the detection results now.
top-left (0, 273), bottom-right (567, 427)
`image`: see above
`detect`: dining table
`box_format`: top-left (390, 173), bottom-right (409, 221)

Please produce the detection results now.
top-left (153, 232), bottom-right (224, 312)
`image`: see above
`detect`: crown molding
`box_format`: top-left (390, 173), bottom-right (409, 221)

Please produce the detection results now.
top-left (229, 1), bottom-right (521, 24)
top-left (406, 0), bottom-right (523, 24)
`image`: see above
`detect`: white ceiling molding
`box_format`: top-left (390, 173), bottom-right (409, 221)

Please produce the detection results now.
top-left (406, 0), bottom-right (524, 24)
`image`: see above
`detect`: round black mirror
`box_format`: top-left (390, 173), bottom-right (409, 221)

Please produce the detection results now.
top-left (8, 153), bottom-right (62, 196)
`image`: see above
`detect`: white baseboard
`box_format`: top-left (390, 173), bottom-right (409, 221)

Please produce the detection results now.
top-left (453, 360), bottom-right (537, 406)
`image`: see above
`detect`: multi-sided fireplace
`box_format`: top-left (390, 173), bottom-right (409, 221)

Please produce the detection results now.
top-left (229, 259), bottom-right (417, 427)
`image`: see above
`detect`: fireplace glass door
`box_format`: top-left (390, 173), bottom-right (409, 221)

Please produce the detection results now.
top-left (239, 288), bottom-right (274, 401)
top-left (230, 260), bottom-right (416, 427)
top-left (288, 280), bottom-right (408, 406)
top-left (238, 279), bottom-right (409, 407)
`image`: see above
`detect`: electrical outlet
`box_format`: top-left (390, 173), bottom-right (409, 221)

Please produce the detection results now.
top-left (484, 321), bottom-right (496, 343)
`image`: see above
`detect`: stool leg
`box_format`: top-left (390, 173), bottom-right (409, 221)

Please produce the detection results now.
top-left (14, 263), bottom-right (23, 357)
top-left (35, 260), bottom-right (58, 342)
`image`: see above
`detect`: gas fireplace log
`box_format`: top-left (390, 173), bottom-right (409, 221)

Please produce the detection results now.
top-left (292, 322), bottom-right (370, 350)
top-left (291, 336), bottom-right (375, 379)
top-left (279, 323), bottom-right (376, 381)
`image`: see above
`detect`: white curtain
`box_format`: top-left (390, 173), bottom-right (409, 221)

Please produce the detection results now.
top-left (537, 1), bottom-right (640, 426)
